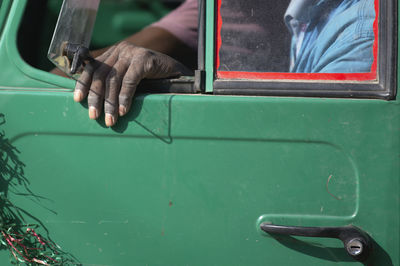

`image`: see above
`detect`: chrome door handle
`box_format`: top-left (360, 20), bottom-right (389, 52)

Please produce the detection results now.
top-left (260, 223), bottom-right (372, 262)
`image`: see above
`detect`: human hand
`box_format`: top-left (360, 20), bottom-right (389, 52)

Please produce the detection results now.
top-left (73, 41), bottom-right (192, 127)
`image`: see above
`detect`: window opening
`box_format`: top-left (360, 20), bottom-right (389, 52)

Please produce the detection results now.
top-left (17, 0), bottom-right (182, 72)
top-left (216, 0), bottom-right (379, 81)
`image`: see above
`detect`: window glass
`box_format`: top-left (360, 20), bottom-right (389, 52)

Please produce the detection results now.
top-left (216, 0), bottom-right (378, 80)
top-left (48, 0), bottom-right (100, 78)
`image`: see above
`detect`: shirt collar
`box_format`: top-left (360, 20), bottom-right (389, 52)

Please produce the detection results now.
top-left (284, 0), bottom-right (317, 26)
top-left (284, 0), bottom-right (315, 37)
top-left (284, 0), bottom-right (340, 35)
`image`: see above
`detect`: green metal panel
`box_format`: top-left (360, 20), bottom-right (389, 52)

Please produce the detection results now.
top-left (0, 0), bottom-right (11, 37)
top-left (0, 93), bottom-right (398, 265)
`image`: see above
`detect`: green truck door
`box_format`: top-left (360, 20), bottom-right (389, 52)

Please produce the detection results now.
top-left (1, 93), bottom-right (398, 266)
top-left (0, 0), bottom-right (398, 265)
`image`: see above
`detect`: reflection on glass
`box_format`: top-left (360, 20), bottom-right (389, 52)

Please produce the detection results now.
top-left (48, 0), bottom-right (100, 79)
top-left (218, 0), bottom-right (376, 74)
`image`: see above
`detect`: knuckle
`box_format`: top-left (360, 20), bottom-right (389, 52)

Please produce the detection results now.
top-left (118, 56), bottom-right (130, 65)
top-left (119, 94), bottom-right (133, 107)
top-left (105, 70), bottom-right (124, 90)
top-left (92, 69), bottom-right (102, 79)
top-left (90, 79), bottom-right (104, 93)
top-left (77, 76), bottom-right (88, 86)
top-left (78, 68), bottom-right (93, 83)
top-left (104, 100), bottom-right (117, 114)
top-left (107, 67), bottom-right (117, 77)
top-left (117, 40), bottom-right (129, 49)
top-left (92, 71), bottom-right (104, 81)
top-left (106, 76), bottom-right (120, 89)
top-left (88, 59), bottom-right (102, 70)
top-left (144, 55), bottom-right (158, 73)
top-left (135, 48), bottom-right (151, 58)
top-left (87, 93), bottom-right (101, 106)
top-left (84, 62), bottom-right (96, 73)
top-left (75, 79), bottom-right (89, 91)
top-left (106, 70), bottom-right (119, 83)
top-left (121, 79), bottom-right (139, 90)
top-left (93, 65), bottom-right (112, 79)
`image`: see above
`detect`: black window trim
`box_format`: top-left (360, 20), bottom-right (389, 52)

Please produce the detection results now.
top-left (213, 0), bottom-right (397, 100)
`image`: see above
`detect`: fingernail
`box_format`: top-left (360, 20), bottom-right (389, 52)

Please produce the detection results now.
top-left (105, 113), bottom-right (115, 127)
top-left (119, 105), bottom-right (127, 116)
top-left (74, 90), bottom-right (83, 102)
top-left (89, 107), bottom-right (98, 120)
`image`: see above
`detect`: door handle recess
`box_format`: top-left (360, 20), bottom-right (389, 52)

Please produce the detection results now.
top-left (260, 223), bottom-right (372, 262)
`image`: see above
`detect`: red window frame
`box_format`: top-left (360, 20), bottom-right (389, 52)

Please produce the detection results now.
top-left (215, 0), bottom-right (379, 81)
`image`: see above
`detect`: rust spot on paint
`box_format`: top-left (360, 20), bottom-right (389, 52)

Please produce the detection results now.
top-left (169, 201), bottom-right (173, 207)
